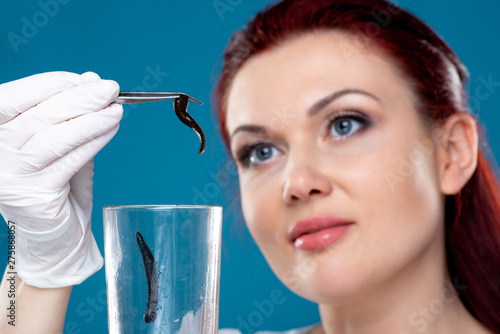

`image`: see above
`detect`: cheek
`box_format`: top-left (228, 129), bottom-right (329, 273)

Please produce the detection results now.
top-left (383, 137), bottom-right (441, 221)
top-left (360, 135), bottom-right (443, 265)
top-left (302, 137), bottom-right (444, 300)
top-left (239, 173), bottom-right (283, 243)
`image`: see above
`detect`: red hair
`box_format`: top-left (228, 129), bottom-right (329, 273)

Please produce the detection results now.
top-left (212, 0), bottom-right (500, 332)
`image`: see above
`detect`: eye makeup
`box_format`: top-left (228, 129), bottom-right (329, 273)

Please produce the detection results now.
top-left (324, 109), bottom-right (371, 139)
top-left (235, 142), bottom-right (279, 168)
top-left (232, 109), bottom-right (372, 168)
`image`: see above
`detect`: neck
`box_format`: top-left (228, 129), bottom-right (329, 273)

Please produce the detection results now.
top-left (316, 235), bottom-right (487, 334)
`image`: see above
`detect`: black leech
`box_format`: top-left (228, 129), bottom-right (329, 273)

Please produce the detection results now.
top-left (174, 94), bottom-right (206, 155)
top-left (136, 231), bottom-right (158, 323)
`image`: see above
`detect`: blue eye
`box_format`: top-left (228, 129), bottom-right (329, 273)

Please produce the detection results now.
top-left (328, 111), bottom-right (369, 139)
top-left (234, 111), bottom-right (370, 169)
top-left (236, 143), bottom-right (281, 168)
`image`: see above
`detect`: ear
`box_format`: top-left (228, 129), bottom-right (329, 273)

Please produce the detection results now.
top-left (434, 112), bottom-right (478, 195)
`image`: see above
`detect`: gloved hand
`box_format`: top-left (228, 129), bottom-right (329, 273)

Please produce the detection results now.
top-left (0, 71), bottom-right (123, 288)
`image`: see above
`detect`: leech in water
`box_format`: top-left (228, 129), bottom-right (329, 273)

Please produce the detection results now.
top-left (135, 231), bottom-right (158, 323)
top-left (174, 94), bottom-right (206, 155)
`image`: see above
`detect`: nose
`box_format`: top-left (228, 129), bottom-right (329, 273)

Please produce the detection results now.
top-left (282, 157), bottom-right (333, 205)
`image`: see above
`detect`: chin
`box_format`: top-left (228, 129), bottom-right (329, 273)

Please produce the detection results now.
top-left (299, 275), bottom-right (364, 305)
top-left (275, 258), bottom-right (366, 304)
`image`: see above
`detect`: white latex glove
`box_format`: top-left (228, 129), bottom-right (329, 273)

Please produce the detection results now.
top-left (0, 71), bottom-right (123, 288)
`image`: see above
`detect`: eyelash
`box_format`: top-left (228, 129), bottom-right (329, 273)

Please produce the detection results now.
top-left (235, 110), bottom-right (371, 168)
top-left (325, 109), bottom-right (370, 140)
top-left (235, 142), bottom-right (270, 168)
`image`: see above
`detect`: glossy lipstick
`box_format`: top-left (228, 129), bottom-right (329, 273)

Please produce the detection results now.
top-left (290, 215), bottom-right (353, 251)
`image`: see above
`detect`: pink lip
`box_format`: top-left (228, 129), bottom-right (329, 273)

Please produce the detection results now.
top-left (289, 215), bottom-right (353, 251)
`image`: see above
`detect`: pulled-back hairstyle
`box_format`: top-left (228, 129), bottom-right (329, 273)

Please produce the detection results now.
top-left (213, 0), bottom-right (500, 332)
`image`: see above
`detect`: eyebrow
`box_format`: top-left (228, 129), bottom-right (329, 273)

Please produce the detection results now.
top-left (229, 88), bottom-right (380, 142)
top-left (308, 89), bottom-right (380, 117)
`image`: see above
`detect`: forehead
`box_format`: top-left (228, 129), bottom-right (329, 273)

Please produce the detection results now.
top-left (225, 30), bottom-right (416, 131)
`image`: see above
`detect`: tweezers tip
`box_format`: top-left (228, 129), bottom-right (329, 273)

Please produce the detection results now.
top-left (188, 97), bottom-right (203, 105)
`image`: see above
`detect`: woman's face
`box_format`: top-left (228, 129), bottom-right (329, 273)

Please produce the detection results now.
top-left (225, 31), bottom-right (446, 304)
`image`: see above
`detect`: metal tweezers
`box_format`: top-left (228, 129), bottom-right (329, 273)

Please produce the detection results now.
top-left (115, 91), bottom-right (203, 105)
top-left (114, 90), bottom-right (206, 154)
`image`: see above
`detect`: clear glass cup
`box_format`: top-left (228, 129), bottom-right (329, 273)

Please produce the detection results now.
top-left (103, 205), bottom-right (223, 334)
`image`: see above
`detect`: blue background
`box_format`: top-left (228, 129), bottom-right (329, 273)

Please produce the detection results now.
top-left (1, 0), bottom-right (499, 333)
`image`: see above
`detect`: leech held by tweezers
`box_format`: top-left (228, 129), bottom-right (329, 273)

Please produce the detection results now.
top-left (135, 231), bottom-right (159, 323)
top-left (115, 91), bottom-right (205, 155)
top-left (174, 94), bottom-right (206, 155)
